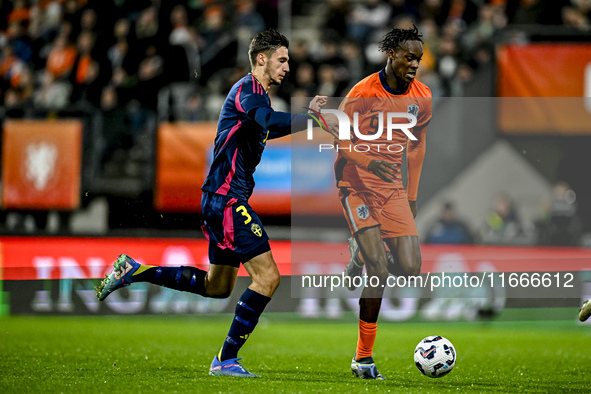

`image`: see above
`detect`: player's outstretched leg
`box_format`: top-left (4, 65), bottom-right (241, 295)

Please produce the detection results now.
top-left (579, 300), bottom-right (591, 322)
top-left (95, 254), bottom-right (210, 301)
top-left (95, 254), bottom-right (141, 301)
top-left (351, 355), bottom-right (386, 380)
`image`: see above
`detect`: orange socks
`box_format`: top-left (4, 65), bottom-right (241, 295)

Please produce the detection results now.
top-left (356, 319), bottom-right (377, 359)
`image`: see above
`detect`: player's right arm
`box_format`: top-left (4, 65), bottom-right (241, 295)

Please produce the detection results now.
top-left (237, 80), bottom-right (320, 139)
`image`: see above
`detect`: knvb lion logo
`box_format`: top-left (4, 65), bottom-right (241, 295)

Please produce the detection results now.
top-left (25, 141), bottom-right (58, 191)
top-left (357, 205), bottom-right (370, 220)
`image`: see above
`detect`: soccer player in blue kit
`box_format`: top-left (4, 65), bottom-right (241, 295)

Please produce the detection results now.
top-left (95, 29), bottom-right (332, 377)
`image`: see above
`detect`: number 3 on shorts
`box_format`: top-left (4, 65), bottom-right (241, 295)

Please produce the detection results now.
top-left (236, 205), bottom-right (252, 224)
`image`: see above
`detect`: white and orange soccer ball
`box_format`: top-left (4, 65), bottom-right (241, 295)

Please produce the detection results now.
top-left (414, 335), bottom-right (456, 378)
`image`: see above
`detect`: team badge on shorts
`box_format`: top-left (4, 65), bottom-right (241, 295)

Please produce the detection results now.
top-left (357, 205), bottom-right (370, 220)
top-left (251, 223), bottom-right (262, 237)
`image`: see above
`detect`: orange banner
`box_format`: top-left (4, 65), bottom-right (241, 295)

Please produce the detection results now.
top-left (2, 120), bottom-right (82, 209)
top-left (497, 44), bottom-right (591, 134)
top-left (154, 122), bottom-right (216, 213)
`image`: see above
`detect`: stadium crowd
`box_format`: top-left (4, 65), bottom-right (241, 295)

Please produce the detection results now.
top-left (1, 0), bottom-right (587, 120)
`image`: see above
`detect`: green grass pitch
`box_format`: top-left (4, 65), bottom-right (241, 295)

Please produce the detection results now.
top-left (1, 313), bottom-right (590, 393)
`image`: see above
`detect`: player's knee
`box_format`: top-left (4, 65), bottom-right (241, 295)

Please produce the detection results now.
top-left (253, 270), bottom-right (280, 294)
top-left (407, 261), bottom-right (421, 276)
top-left (205, 283), bottom-right (233, 299)
top-left (403, 255), bottom-right (422, 277)
top-left (266, 270), bottom-right (281, 292)
top-left (208, 288), bottom-right (232, 299)
top-left (366, 263), bottom-right (389, 282)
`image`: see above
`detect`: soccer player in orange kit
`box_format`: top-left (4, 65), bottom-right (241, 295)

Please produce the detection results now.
top-left (334, 25), bottom-right (432, 379)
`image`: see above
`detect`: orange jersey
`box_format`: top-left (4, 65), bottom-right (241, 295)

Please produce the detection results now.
top-left (335, 69), bottom-right (432, 197)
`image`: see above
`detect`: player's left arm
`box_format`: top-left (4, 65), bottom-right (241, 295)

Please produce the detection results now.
top-left (406, 121), bottom-right (429, 218)
top-left (335, 140), bottom-right (400, 183)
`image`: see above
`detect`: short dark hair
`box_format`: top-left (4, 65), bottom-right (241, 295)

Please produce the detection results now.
top-left (248, 29), bottom-right (289, 67)
top-left (379, 24), bottom-right (423, 53)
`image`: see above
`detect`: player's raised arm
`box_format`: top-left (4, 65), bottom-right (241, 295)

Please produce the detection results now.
top-left (244, 95), bottom-right (329, 140)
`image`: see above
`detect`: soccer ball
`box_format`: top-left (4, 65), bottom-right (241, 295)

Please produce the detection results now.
top-left (414, 335), bottom-right (456, 378)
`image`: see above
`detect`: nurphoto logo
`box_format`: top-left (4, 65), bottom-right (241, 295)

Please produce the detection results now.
top-left (305, 107), bottom-right (417, 153)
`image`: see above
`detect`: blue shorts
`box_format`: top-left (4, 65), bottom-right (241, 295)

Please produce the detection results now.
top-left (201, 192), bottom-right (271, 268)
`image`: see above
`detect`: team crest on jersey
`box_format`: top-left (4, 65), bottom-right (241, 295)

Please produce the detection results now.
top-left (407, 104), bottom-right (419, 120)
top-left (357, 205), bottom-right (370, 220)
top-left (251, 223), bottom-right (262, 237)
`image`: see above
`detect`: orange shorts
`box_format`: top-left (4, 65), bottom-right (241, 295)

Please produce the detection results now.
top-left (339, 187), bottom-right (418, 238)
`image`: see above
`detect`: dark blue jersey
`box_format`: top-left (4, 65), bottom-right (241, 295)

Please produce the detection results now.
top-left (202, 73), bottom-right (311, 200)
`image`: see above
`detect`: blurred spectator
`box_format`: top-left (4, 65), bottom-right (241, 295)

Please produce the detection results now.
top-left (505, 0), bottom-right (568, 25)
top-left (268, 87), bottom-right (289, 112)
top-left (234, 0), bottom-right (266, 67)
top-left (234, 0), bottom-right (266, 35)
top-left (426, 202), bottom-right (474, 244)
top-left (390, 0), bottom-right (420, 20)
top-left (4, 65), bottom-right (33, 117)
top-left (71, 30), bottom-right (104, 106)
top-left (444, 0), bottom-right (479, 27)
top-left (419, 0), bottom-right (448, 27)
top-left (537, 182), bottom-right (582, 246)
top-left (62, 0), bottom-right (83, 38)
top-left (575, 0), bottom-right (591, 20)
top-left (134, 6), bottom-right (162, 55)
top-left (508, 0), bottom-right (545, 24)
top-left (169, 4), bottom-right (200, 81)
top-left (348, 0), bottom-right (392, 44)
top-left (135, 44), bottom-right (164, 111)
top-left (317, 64), bottom-right (346, 97)
top-left (108, 38), bottom-right (128, 71)
top-left (341, 40), bottom-right (364, 89)
top-left (4, 88), bottom-right (25, 117)
top-left (7, 21), bottom-right (32, 63)
top-left (100, 84), bottom-right (130, 176)
top-left (179, 91), bottom-right (208, 122)
top-left (7, 0), bottom-right (30, 27)
top-left (0, 45), bottom-right (26, 93)
top-left (45, 33), bottom-right (76, 80)
top-left (461, 4), bottom-right (506, 53)
top-left (435, 36), bottom-right (460, 96)
top-left (198, 5), bottom-right (237, 84)
top-left (562, 6), bottom-right (591, 30)
top-left (294, 62), bottom-right (317, 96)
top-left (28, 0), bottom-right (63, 54)
top-left (323, 0), bottom-right (351, 39)
top-left (34, 71), bottom-right (71, 109)
top-left (482, 193), bottom-right (524, 243)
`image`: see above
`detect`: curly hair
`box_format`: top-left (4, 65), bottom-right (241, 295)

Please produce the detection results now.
top-left (248, 29), bottom-right (289, 67)
top-left (379, 25), bottom-right (423, 53)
